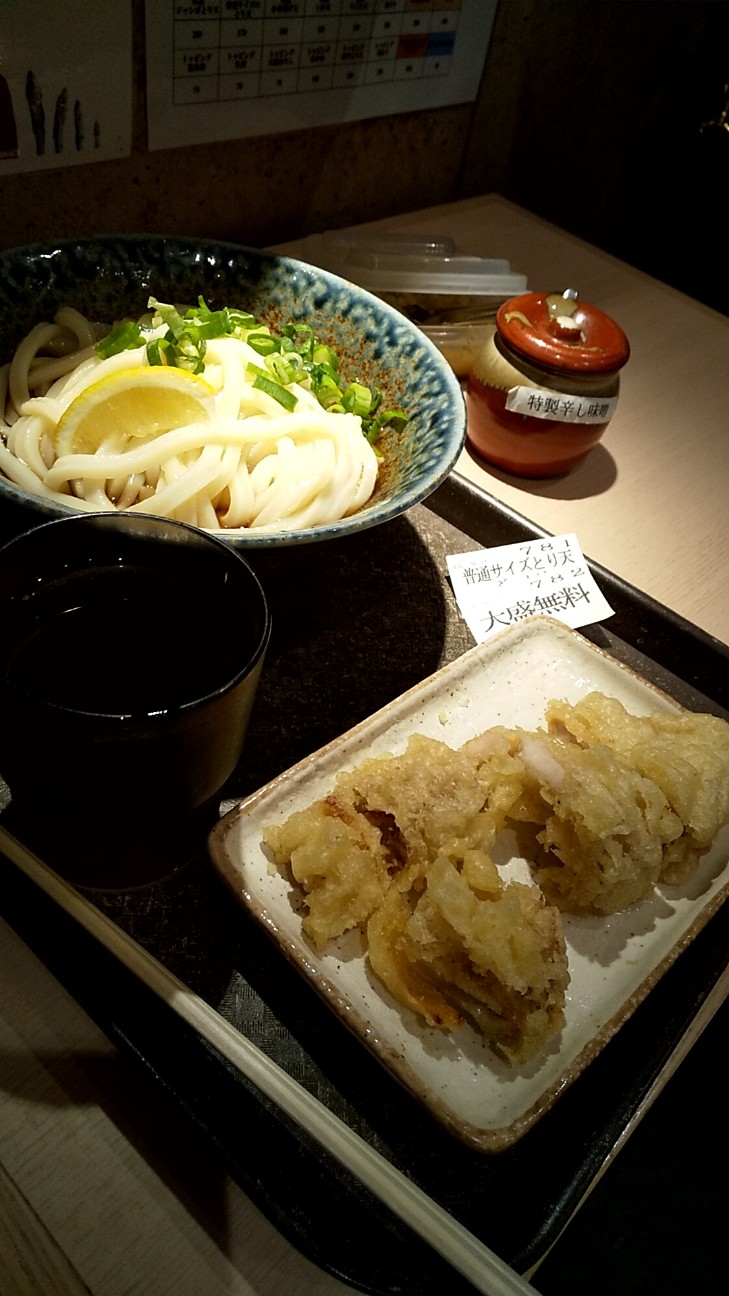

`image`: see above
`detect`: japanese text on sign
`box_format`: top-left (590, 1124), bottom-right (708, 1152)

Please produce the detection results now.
top-left (505, 386), bottom-right (619, 424)
top-left (446, 533), bottom-right (614, 643)
top-left (146, 0), bottom-right (495, 149)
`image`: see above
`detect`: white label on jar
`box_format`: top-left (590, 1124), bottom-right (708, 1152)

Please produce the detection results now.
top-left (505, 386), bottom-right (619, 423)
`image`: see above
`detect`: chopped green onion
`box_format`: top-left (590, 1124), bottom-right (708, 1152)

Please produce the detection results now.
top-left (267, 351), bottom-right (306, 386)
top-left (226, 308), bottom-right (258, 332)
top-left (95, 320), bottom-right (143, 358)
top-left (247, 364), bottom-right (298, 411)
top-left (194, 314), bottom-right (232, 340)
top-left (148, 297), bottom-right (187, 340)
top-left (378, 410), bottom-right (409, 431)
top-left (145, 337), bottom-right (175, 366)
top-left (98, 294), bottom-right (408, 445)
top-left (188, 298), bottom-right (257, 338)
top-left (363, 408), bottom-right (409, 443)
top-left (312, 342), bottom-right (339, 372)
top-left (174, 334), bottom-right (207, 374)
top-left (342, 382), bottom-right (372, 419)
top-left (281, 322), bottom-right (314, 354)
top-left (314, 373), bottom-right (346, 409)
top-left (246, 331), bottom-right (278, 357)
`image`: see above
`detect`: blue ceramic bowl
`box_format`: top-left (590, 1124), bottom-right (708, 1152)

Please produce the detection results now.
top-left (0, 235), bottom-right (466, 549)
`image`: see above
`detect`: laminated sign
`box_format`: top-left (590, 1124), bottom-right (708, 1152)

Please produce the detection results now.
top-left (145, 1), bottom-right (496, 149)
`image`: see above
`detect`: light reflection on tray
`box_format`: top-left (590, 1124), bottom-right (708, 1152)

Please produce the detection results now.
top-left (211, 617), bottom-right (729, 1151)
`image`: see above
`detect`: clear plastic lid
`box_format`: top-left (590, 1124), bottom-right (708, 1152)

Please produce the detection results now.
top-left (305, 229), bottom-right (458, 258)
top-left (299, 231), bottom-right (528, 298)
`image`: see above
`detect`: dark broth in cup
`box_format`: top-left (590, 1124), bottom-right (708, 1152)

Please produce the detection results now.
top-left (4, 565), bottom-right (236, 715)
top-left (0, 514), bottom-right (270, 890)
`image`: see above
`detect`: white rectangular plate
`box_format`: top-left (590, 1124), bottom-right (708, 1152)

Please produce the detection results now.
top-left (209, 618), bottom-right (729, 1151)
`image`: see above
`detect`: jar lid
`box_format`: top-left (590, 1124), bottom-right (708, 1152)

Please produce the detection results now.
top-left (496, 290), bottom-right (630, 374)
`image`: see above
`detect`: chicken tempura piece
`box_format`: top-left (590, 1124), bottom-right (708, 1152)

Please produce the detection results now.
top-left (515, 730), bottom-right (683, 912)
top-left (546, 692), bottom-right (729, 883)
top-left (265, 731), bottom-right (570, 1064)
top-left (368, 855), bottom-right (569, 1064)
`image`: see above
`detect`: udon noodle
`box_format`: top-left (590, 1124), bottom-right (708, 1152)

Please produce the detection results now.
top-left (0, 305), bottom-right (383, 532)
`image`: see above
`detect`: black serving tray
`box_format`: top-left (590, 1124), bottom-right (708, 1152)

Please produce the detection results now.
top-left (2, 472), bottom-right (729, 1296)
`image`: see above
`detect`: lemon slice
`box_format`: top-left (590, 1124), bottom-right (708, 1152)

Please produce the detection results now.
top-left (53, 366), bottom-right (216, 457)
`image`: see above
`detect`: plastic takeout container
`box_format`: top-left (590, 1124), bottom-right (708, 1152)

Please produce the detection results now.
top-left (298, 231), bottom-right (528, 379)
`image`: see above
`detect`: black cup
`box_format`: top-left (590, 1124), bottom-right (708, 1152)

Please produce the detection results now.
top-left (0, 513), bottom-right (271, 889)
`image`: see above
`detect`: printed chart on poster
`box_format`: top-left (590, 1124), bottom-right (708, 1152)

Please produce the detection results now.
top-left (145, 1), bottom-right (496, 151)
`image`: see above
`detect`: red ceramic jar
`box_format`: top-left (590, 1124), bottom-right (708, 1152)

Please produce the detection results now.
top-left (465, 290), bottom-right (630, 476)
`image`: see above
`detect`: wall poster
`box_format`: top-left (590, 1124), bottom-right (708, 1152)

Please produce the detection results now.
top-left (0, 0), bottom-right (132, 176)
top-left (145, 1), bottom-right (496, 151)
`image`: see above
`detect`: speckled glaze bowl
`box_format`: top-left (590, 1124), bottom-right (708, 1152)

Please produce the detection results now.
top-left (0, 235), bottom-right (466, 548)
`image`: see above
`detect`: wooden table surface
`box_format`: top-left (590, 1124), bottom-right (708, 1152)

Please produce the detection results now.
top-left (2, 195), bottom-right (728, 1296)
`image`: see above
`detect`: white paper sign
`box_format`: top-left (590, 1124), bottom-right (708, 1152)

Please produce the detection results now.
top-left (145, 0), bottom-right (496, 151)
top-left (504, 386), bottom-right (619, 424)
top-left (447, 533), bottom-right (614, 644)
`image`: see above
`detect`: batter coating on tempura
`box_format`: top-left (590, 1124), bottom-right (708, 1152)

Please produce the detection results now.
top-left (264, 729), bottom-right (570, 1066)
top-left (263, 692), bottom-right (729, 1065)
top-left (543, 692), bottom-right (729, 888)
